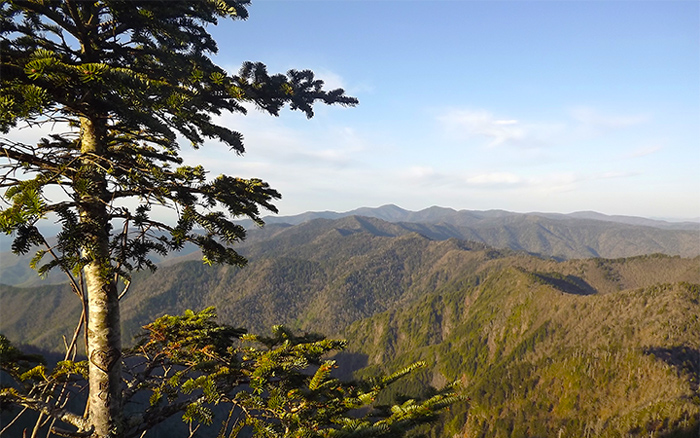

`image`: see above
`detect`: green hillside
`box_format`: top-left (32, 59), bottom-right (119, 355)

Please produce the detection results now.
top-left (238, 214), bottom-right (700, 260)
top-left (2, 211), bottom-right (698, 288)
top-left (345, 266), bottom-right (700, 437)
top-left (1, 216), bottom-right (699, 437)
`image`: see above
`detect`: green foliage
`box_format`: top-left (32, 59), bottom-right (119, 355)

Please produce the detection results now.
top-left (1, 309), bottom-right (463, 438)
top-left (346, 266), bottom-right (700, 438)
top-left (0, 0), bottom-right (357, 280)
top-left (1, 3), bottom-right (357, 436)
top-left (0, 333), bottom-right (46, 382)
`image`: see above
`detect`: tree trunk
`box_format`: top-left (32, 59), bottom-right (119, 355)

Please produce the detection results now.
top-left (79, 116), bottom-right (123, 438)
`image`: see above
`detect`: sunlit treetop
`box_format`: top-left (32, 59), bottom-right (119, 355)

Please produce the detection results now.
top-left (0, 0), bottom-right (358, 277)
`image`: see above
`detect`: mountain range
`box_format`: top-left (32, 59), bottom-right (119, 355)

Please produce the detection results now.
top-left (1, 207), bottom-right (699, 437)
top-left (238, 204), bottom-right (700, 230)
top-left (2, 205), bottom-right (697, 287)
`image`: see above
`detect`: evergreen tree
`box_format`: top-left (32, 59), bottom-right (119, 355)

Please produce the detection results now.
top-left (0, 1), bottom-right (357, 436)
top-left (0, 308), bottom-right (464, 438)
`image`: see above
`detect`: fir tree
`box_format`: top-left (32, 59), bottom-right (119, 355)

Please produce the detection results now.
top-left (0, 1), bottom-right (357, 436)
top-left (0, 308), bottom-right (465, 438)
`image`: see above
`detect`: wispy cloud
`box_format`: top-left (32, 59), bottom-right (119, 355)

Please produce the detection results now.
top-left (3, 122), bottom-right (77, 145)
top-left (591, 170), bottom-right (639, 180)
top-left (399, 166), bottom-right (639, 195)
top-left (435, 108), bottom-right (572, 152)
top-left (436, 106), bottom-right (651, 152)
top-left (464, 172), bottom-right (521, 186)
top-left (205, 110), bottom-right (367, 166)
top-left (405, 166), bottom-right (439, 179)
top-left (437, 109), bottom-right (527, 147)
top-left (314, 69), bottom-right (346, 92)
top-left (313, 69), bottom-right (375, 96)
top-left (399, 165), bottom-right (575, 192)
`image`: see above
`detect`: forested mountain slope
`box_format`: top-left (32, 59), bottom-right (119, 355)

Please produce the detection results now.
top-left (240, 204), bottom-right (700, 231)
top-left (239, 213), bottom-right (700, 260)
top-left (1, 215), bottom-right (699, 437)
top-left (3, 217), bottom-right (697, 350)
top-left (346, 270), bottom-right (700, 437)
top-left (237, 211), bottom-right (700, 261)
top-left (2, 210), bottom-right (698, 287)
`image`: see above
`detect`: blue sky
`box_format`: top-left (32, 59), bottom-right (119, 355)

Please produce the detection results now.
top-left (9, 0), bottom-right (698, 220)
top-left (186, 0), bottom-right (699, 220)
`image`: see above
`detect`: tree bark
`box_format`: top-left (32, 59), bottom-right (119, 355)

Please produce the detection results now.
top-left (79, 116), bottom-right (123, 438)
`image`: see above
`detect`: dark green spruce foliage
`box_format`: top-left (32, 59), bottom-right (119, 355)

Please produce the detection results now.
top-left (0, 1), bottom-right (359, 437)
top-left (0, 0), bottom-right (355, 274)
top-left (1, 308), bottom-right (465, 438)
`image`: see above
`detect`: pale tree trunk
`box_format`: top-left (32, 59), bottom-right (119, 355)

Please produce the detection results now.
top-left (79, 116), bottom-right (123, 438)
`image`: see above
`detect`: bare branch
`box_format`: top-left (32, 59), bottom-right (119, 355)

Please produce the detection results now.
top-left (0, 392), bottom-right (91, 433)
top-left (50, 426), bottom-right (93, 438)
top-left (124, 396), bottom-right (204, 438)
top-left (117, 278), bottom-right (131, 301)
top-left (0, 406), bottom-right (29, 435)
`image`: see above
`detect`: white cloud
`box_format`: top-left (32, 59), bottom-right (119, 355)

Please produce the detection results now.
top-left (312, 69), bottom-right (375, 96)
top-left (592, 171), bottom-right (639, 180)
top-left (3, 121), bottom-right (77, 145)
top-left (315, 69), bottom-right (346, 91)
top-left (200, 110), bottom-right (369, 172)
top-left (398, 165), bottom-right (580, 193)
top-left (436, 108), bottom-right (571, 152)
top-left (437, 109), bottom-right (526, 147)
top-left (527, 172), bottom-right (579, 192)
top-left (437, 106), bottom-right (650, 151)
top-left (405, 166), bottom-right (438, 179)
top-left (432, 169), bottom-right (635, 193)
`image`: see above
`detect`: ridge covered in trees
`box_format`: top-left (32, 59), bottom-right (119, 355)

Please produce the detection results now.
top-left (2, 218), bottom-right (699, 437)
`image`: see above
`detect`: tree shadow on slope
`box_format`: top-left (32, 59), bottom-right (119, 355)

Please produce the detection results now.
top-left (531, 272), bottom-right (598, 296)
top-left (645, 345), bottom-right (699, 393)
top-left (644, 345), bottom-right (700, 438)
top-left (658, 422), bottom-right (700, 438)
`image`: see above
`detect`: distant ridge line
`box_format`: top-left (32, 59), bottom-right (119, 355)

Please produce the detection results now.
top-left (3, 205), bottom-right (698, 287)
top-left (241, 204), bottom-right (700, 231)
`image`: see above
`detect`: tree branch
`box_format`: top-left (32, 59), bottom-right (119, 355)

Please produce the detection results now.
top-left (14, 1), bottom-right (83, 45)
top-left (0, 406), bottom-right (29, 435)
top-left (50, 426), bottom-right (94, 438)
top-left (0, 392), bottom-right (91, 433)
top-left (0, 146), bottom-right (63, 174)
top-left (125, 396), bottom-right (203, 438)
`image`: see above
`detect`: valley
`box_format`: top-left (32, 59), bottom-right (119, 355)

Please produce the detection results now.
top-left (1, 208), bottom-right (699, 437)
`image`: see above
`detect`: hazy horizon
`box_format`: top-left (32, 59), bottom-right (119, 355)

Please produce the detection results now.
top-left (264, 203), bottom-right (700, 223)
